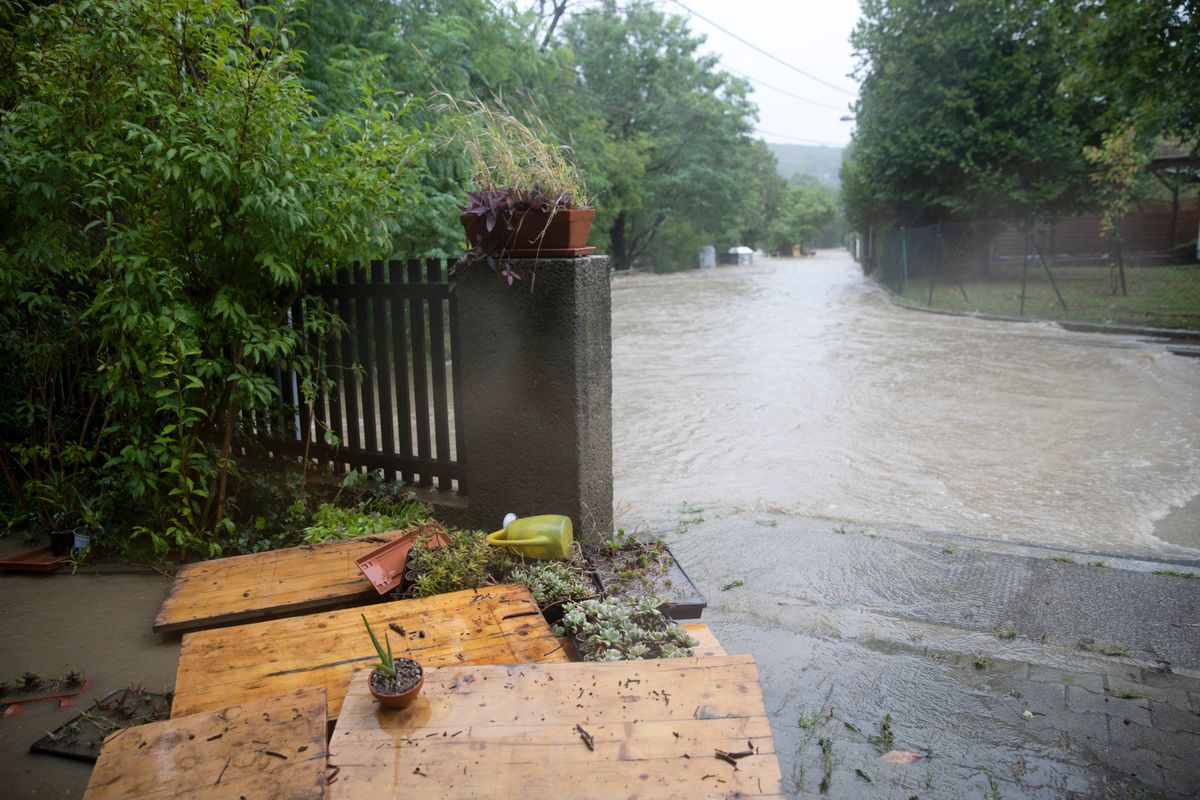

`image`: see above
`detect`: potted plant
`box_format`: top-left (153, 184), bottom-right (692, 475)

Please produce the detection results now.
top-left (71, 493), bottom-right (107, 554)
top-left (29, 476), bottom-right (77, 557)
top-left (437, 94), bottom-right (595, 284)
top-left (361, 614), bottom-right (424, 708)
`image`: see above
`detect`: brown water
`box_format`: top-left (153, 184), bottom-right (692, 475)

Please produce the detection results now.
top-left (612, 251), bottom-right (1200, 557)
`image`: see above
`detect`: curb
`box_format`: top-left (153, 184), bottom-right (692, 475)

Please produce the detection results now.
top-left (885, 294), bottom-right (1200, 342)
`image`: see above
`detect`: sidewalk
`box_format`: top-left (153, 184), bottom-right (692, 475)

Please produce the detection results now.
top-left (668, 514), bottom-right (1200, 798)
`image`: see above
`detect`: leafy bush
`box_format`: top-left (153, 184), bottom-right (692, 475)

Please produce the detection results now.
top-left (0, 0), bottom-right (428, 557)
top-left (302, 501), bottom-right (429, 545)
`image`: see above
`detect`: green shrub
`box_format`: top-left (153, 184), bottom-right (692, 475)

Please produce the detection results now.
top-left (0, 0), bottom-right (428, 557)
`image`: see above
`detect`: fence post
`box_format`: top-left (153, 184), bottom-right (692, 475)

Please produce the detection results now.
top-left (927, 221), bottom-right (941, 307)
top-left (454, 256), bottom-right (614, 546)
top-left (900, 227), bottom-right (908, 294)
top-left (1020, 218), bottom-right (1030, 316)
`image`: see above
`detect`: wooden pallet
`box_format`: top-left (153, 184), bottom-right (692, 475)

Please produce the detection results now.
top-left (681, 623), bottom-right (726, 657)
top-left (85, 687), bottom-right (327, 799)
top-left (172, 584), bottom-right (568, 721)
top-left (329, 654), bottom-right (784, 798)
top-left (154, 531), bottom-right (413, 634)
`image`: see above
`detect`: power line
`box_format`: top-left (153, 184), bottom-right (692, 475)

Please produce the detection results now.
top-left (754, 128), bottom-right (844, 147)
top-left (722, 65), bottom-right (845, 112)
top-left (665, 0), bottom-right (857, 96)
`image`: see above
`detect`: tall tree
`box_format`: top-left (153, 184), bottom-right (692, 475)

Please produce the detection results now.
top-left (842, 0), bottom-right (1103, 228)
top-left (1071, 1), bottom-right (1200, 152)
top-left (562, 0), bottom-right (758, 269)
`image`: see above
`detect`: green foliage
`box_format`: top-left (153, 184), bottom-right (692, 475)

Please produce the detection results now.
top-left (557, 596), bottom-right (697, 662)
top-left (769, 178), bottom-right (840, 253)
top-left (508, 550), bottom-right (597, 610)
top-left (843, 0), bottom-right (1103, 226)
top-left (1083, 126), bottom-right (1152, 240)
top-left (1070, 1), bottom-right (1200, 151)
top-left (0, 0), bottom-right (427, 557)
top-left (302, 500), bottom-right (429, 545)
top-left (562, 0), bottom-right (760, 269)
top-left (361, 614), bottom-right (397, 677)
top-left (405, 528), bottom-right (512, 598)
top-left (436, 94), bottom-right (588, 207)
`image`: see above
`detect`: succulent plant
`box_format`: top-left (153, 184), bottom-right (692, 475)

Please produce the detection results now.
top-left (556, 596), bottom-right (696, 662)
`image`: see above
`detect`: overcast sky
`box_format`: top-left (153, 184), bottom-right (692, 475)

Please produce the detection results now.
top-left (650, 0), bottom-right (863, 148)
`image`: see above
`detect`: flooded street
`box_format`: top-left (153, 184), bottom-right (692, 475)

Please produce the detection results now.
top-left (612, 251), bottom-right (1200, 798)
top-left (613, 250), bottom-right (1200, 556)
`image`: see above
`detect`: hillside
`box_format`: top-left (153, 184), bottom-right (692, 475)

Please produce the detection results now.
top-left (766, 143), bottom-right (844, 187)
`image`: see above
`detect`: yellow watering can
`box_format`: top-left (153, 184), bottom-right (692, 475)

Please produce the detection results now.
top-left (486, 514), bottom-right (573, 560)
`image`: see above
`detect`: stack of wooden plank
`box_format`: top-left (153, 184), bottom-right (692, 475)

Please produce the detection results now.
top-left (90, 538), bottom-right (780, 798)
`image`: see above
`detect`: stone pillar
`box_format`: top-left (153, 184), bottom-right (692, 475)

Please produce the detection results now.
top-left (455, 255), bottom-right (613, 545)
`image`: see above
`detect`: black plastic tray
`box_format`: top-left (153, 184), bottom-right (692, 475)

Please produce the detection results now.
top-left (29, 688), bottom-right (173, 763)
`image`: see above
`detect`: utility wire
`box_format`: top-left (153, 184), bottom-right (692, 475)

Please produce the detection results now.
top-left (665, 0), bottom-right (857, 96)
top-left (754, 128), bottom-right (844, 147)
top-left (722, 64), bottom-right (845, 112)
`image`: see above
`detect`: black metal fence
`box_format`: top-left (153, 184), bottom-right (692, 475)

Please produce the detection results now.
top-left (868, 209), bottom-right (1200, 330)
top-left (262, 259), bottom-right (466, 492)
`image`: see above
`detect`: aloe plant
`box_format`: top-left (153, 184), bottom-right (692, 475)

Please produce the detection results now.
top-left (361, 615), bottom-right (397, 678)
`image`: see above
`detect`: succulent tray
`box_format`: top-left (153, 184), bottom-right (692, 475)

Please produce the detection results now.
top-left (30, 687), bottom-right (173, 763)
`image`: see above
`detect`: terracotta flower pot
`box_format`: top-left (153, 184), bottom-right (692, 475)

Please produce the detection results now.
top-left (461, 207), bottom-right (596, 257)
top-left (368, 661), bottom-right (424, 709)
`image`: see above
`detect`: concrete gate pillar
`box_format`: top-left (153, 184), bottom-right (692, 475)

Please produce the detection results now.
top-left (454, 255), bottom-right (613, 546)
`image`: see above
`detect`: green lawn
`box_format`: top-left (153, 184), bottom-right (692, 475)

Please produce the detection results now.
top-left (897, 264), bottom-right (1200, 330)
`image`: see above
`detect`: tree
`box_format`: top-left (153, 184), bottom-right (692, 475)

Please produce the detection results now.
top-left (843, 0), bottom-right (1103, 228)
top-left (0, 0), bottom-right (427, 556)
top-left (1071, 1), bottom-right (1200, 152)
top-left (769, 178), bottom-right (839, 254)
top-left (561, 0), bottom-right (759, 269)
top-left (1084, 126), bottom-right (1154, 295)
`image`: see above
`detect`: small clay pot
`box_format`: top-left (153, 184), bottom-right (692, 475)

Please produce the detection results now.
top-left (369, 660), bottom-right (424, 709)
top-left (49, 529), bottom-right (73, 557)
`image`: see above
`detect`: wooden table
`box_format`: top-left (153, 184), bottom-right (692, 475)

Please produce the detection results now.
top-left (154, 531), bottom-right (416, 634)
top-left (328, 654), bottom-right (784, 798)
top-left (85, 687), bottom-right (327, 799)
top-left (172, 584), bottom-right (568, 721)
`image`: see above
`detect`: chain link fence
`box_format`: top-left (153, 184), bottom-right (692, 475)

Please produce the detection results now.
top-left (866, 201), bottom-right (1200, 330)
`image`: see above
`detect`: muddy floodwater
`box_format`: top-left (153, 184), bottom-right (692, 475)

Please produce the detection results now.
top-left (613, 250), bottom-right (1200, 556)
top-left (612, 251), bottom-right (1200, 799)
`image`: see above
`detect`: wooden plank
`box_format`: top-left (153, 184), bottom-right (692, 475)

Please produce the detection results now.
top-left (447, 267), bottom-right (467, 493)
top-left (172, 584), bottom-right (568, 721)
top-left (371, 260), bottom-right (397, 480)
top-left (425, 259), bottom-right (451, 489)
top-left (153, 531), bottom-right (412, 634)
top-left (337, 267), bottom-right (361, 452)
top-left (681, 623), bottom-right (727, 657)
top-left (407, 259), bottom-right (432, 486)
top-left (389, 260), bottom-right (415, 483)
top-left (328, 655), bottom-right (784, 799)
top-left (85, 687), bottom-right (327, 800)
top-left (354, 263), bottom-right (378, 455)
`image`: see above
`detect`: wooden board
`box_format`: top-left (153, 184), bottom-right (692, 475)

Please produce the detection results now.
top-left (328, 655), bottom-right (784, 798)
top-left (172, 584), bottom-right (568, 721)
top-left (84, 687), bottom-right (327, 800)
top-left (681, 623), bottom-right (727, 657)
top-left (154, 531), bottom-right (413, 634)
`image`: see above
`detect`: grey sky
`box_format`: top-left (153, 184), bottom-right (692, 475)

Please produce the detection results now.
top-left (654, 0), bottom-right (863, 147)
